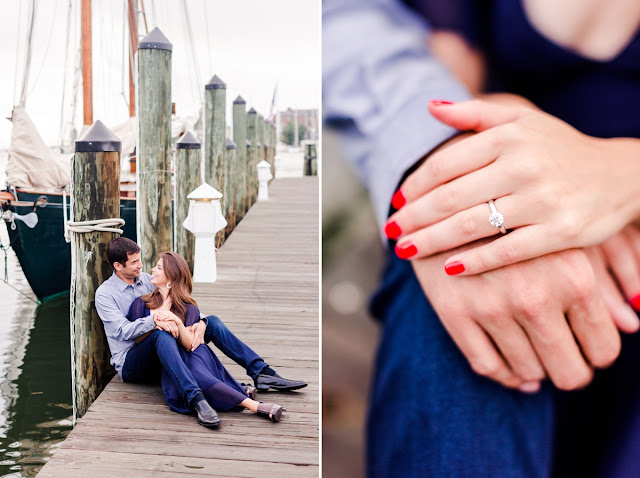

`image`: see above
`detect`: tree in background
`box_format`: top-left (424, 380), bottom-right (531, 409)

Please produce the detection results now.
top-left (281, 122), bottom-right (307, 145)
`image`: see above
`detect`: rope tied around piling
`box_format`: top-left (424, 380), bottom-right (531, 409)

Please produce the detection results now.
top-left (62, 186), bottom-right (125, 242)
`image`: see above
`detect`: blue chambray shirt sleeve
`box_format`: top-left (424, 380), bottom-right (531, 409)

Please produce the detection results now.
top-left (95, 288), bottom-right (156, 341)
top-left (323, 0), bottom-right (472, 232)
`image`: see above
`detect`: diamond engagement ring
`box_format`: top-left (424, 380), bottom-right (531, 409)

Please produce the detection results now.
top-left (488, 200), bottom-right (507, 234)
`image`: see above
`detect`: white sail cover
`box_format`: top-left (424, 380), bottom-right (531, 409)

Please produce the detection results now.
top-left (6, 105), bottom-right (72, 190)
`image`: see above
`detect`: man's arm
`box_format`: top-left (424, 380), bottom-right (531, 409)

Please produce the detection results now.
top-left (95, 291), bottom-right (156, 341)
top-left (323, 0), bottom-right (472, 231)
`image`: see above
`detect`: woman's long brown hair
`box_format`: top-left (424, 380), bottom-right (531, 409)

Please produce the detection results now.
top-left (142, 252), bottom-right (198, 321)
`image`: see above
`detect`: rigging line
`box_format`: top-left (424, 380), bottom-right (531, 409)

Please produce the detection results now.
top-left (19, 0), bottom-right (37, 107)
top-left (13, 0), bottom-right (24, 106)
top-left (26, 2), bottom-right (60, 101)
top-left (182, 0), bottom-right (203, 111)
top-left (58, 0), bottom-right (74, 148)
top-left (121, 0), bottom-right (129, 111)
top-left (203, 0), bottom-right (213, 78)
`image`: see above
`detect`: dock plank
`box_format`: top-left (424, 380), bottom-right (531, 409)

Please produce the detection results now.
top-left (38, 177), bottom-right (319, 477)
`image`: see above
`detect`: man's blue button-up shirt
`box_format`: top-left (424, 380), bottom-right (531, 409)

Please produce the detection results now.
top-left (95, 271), bottom-right (155, 379)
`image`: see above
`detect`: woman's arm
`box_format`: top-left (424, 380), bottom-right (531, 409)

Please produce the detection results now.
top-left (155, 309), bottom-right (196, 351)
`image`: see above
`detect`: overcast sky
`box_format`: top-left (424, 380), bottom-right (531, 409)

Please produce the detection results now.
top-left (0, 0), bottom-right (320, 149)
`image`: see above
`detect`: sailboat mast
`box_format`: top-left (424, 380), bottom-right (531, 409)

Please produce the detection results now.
top-left (127, 0), bottom-right (138, 117)
top-left (81, 0), bottom-right (92, 125)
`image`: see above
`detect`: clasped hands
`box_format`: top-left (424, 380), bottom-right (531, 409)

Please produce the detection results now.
top-left (388, 97), bottom-right (640, 391)
top-left (153, 309), bottom-right (206, 351)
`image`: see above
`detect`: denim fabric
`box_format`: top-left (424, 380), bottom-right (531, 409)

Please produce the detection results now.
top-left (366, 252), bottom-right (554, 478)
top-left (205, 315), bottom-right (267, 380)
top-left (121, 329), bottom-right (201, 406)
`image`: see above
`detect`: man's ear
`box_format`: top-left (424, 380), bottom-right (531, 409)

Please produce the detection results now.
top-left (113, 262), bottom-right (123, 272)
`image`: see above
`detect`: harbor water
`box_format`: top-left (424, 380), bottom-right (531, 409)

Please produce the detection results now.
top-left (0, 152), bottom-right (71, 477)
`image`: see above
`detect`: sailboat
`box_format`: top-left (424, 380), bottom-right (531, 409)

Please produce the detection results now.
top-left (1, 2), bottom-right (200, 301)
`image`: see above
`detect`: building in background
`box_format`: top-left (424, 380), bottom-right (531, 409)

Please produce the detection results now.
top-left (279, 108), bottom-right (318, 144)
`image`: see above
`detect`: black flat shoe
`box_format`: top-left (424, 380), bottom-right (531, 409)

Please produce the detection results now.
top-left (254, 371), bottom-right (307, 392)
top-left (193, 400), bottom-right (221, 428)
top-left (242, 383), bottom-right (258, 400)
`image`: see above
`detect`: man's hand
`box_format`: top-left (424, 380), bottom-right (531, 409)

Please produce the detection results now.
top-left (413, 240), bottom-right (622, 391)
top-left (188, 321), bottom-right (207, 352)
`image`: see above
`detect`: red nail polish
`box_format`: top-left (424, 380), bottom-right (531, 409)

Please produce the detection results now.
top-left (391, 190), bottom-right (406, 210)
top-left (445, 261), bottom-right (465, 275)
top-left (384, 221), bottom-right (402, 240)
top-left (630, 294), bottom-right (640, 312)
top-left (395, 242), bottom-right (418, 260)
top-left (430, 100), bottom-right (454, 107)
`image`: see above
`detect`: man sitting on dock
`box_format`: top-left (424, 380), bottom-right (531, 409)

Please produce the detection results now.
top-left (95, 237), bottom-right (307, 428)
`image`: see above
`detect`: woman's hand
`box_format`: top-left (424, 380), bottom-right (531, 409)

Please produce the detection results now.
top-left (386, 99), bottom-right (640, 275)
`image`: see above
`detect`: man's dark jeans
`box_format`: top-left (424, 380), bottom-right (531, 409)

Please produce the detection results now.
top-left (122, 329), bottom-right (201, 405)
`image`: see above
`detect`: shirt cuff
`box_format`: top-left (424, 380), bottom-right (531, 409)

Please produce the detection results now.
top-left (369, 91), bottom-right (470, 240)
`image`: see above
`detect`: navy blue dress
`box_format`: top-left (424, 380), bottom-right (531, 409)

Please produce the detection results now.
top-left (366, 1), bottom-right (640, 477)
top-left (127, 297), bottom-right (248, 413)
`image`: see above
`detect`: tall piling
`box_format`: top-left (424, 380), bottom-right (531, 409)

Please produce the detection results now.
top-left (232, 96), bottom-right (248, 219)
top-left (204, 75), bottom-right (227, 242)
top-left (137, 27), bottom-right (173, 272)
top-left (175, 131), bottom-right (201, 274)
top-left (225, 138), bottom-right (237, 234)
top-left (247, 108), bottom-right (258, 206)
top-left (71, 121), bottom-right (121, 419)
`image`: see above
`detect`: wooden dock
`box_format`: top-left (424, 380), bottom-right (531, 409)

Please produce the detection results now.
top-left (38, 177), bottom-right (319, 477)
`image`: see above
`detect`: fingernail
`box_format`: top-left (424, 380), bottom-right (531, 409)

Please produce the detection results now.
top-left (395, 241), bottom-right (418, 260)
top-left (445, 261), bottom-right (465, 275)
top-left (430, 100), bottom-right (454, 107)
top-left (630, 294), bottom-right (640, 312)
top-left (384, 220), bottom-right (402, 240)
top-left (391, 190), bottom-right (406, 210)
top-left (519, 381), bottom-right (540, 394)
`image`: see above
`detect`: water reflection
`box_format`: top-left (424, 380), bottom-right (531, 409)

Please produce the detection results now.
top-left (0, 225), bottom-right (72, 477)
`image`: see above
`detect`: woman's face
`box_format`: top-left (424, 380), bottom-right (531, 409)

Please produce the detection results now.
top-left (151, 258), bottom-right (169, 287)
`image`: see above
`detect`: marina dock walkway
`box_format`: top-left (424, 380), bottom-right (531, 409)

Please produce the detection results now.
top-left (38, 177), bottom-right (319, 477)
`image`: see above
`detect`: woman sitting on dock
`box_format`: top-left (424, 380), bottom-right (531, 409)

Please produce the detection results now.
top-left (127, 251), bottom-right (285, 423)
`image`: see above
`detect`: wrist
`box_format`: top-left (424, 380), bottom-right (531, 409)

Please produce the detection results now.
top-left (598, 137), bottom-right (640, 226)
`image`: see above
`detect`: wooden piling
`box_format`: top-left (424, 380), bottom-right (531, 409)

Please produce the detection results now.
top-left (72, 121), bottom-right (121, 419)
top-left (304, 143), bottom-right (318, 176)
top-left (247, 108), bottom-right (258, 206)
top-left (137, 27), bottom-right (173, 272)
top-left (224, 138), bottom-right (237, 234)
top-left (175, 131), bottom-right (201, 275)
top-left (232, 96), bottom-right (248, 219)
top-left (204, 75), bottom-right (227, 242)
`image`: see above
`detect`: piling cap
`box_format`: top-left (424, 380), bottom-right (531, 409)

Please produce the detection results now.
top-left (256, 142), bottom-right (262, 147)
top-left (177, 131), bottom-right (201, 149)
top-left (187, 182), bottom-right (223, 200)
top-left (226, 138), bottom-right (237, 150)
top-left (75, 120), bottom-right (122, 152)
top-left (233, 95), bottom-right (246, 105)
top-left (257, 113), bottom-right (264, 120)
top-left (138, 27), bottom-right (173, 51)
top-left (205, 75), bottom-right (226, 90)
top-left (246, 140), bottom-right (252, 147)
top-left (247, 107), bottom-right (257, 115)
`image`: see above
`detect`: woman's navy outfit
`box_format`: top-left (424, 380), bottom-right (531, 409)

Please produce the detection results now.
top-left (365, 1), bottom-right (640, 477)
top-left (127, 298), bottom-right (248, 413)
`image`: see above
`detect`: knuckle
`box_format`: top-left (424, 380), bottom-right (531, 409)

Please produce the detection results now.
top-left (555, 368), bottom-right (593, 391)
top-left (499, 241), bottom-right (521, 265)
top-left (470, 358), bottom-right (502, 378)
top-left (591, 336), bottom-right (621, 369)
top-left (438, 185), bottom-right (459, 215)
top-left (426, 155), bottom-right (446, 183)
top-left (514, 287), bottom-right (550, 322)
top-left (459, 210), bottom-right (479, 237)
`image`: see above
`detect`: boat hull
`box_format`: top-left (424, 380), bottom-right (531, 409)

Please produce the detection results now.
top-left (5, 191), bottom-right (137, 301)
